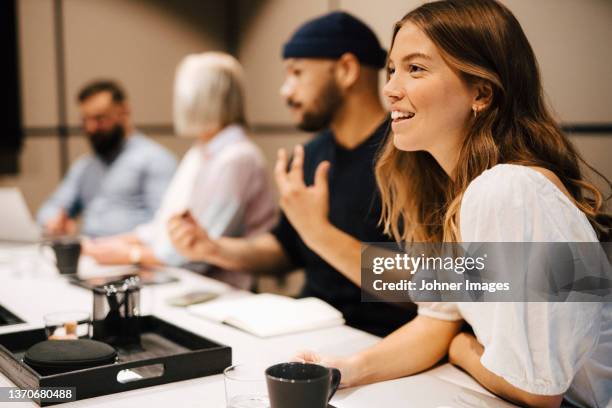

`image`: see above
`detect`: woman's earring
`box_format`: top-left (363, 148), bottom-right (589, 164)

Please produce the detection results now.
top-left (472, 107), bottom-right (478, 119)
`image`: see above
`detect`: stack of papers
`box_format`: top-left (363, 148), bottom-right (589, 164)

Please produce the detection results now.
top-left (188, 294), bottom-right (344, 337)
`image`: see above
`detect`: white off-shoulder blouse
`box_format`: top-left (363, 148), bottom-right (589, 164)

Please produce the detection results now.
top-left (418, 164), bottom-right (611, 408)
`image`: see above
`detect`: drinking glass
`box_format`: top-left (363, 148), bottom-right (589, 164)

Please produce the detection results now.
top-left (44, 311), bottom-right (91, 340)
top-left (224, 364), bottom-right (270, 408)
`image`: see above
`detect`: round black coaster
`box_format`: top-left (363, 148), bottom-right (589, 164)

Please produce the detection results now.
top-left (24, 339), bottom-right (117, 375)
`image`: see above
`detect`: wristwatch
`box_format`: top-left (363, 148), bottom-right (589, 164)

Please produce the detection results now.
top-left (129, 245), bottom-right (142, 265)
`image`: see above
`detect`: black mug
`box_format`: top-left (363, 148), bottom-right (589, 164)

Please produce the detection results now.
top-left (42, 238), bottom-right (81, 275)
top-left (265, 363), bottom-right (341, 408)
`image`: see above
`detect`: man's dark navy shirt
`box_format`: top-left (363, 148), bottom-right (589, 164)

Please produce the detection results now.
top-left (271, 119), bottom-right (416, 337)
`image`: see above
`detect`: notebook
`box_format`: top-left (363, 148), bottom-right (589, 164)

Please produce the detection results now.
top-left (188, 294), bottom-right (345, 337)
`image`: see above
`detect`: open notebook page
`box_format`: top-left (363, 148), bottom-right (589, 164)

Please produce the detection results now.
top-left (188, 293), bottom-right (344, 337)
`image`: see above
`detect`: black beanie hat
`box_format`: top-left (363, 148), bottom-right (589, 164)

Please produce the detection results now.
top-left (282, 11), bottom-right (387, 69)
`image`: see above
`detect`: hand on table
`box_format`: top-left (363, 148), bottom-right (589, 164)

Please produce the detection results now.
top-left (44, 209), bottom-right (77, 236)
top-left (167, 211), bottom-right (219, 262)
top-left (293, 350), bottom-right (360, 388)
top-left (275, 145), bottom-right (331, 246)
top-left (82, 238), bottom-right (132, 265)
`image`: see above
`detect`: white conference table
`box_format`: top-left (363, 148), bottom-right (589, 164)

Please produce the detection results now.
top-left (0, 243), bottom-right (516, 407)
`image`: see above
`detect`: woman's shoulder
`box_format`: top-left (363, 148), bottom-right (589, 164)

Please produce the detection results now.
top-left (460, 164), bottom-right (596, 241)
top-left (215, 135), bottom-right (266, 167)
top-left (463, 163), bottom-right (571, 205)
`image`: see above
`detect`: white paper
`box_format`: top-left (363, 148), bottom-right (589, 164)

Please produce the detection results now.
top-left (188, 294), bottom-right (344, 337)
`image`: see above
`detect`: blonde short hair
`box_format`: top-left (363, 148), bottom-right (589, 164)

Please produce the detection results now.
top-left (173, 52), bottom-right (246, 137)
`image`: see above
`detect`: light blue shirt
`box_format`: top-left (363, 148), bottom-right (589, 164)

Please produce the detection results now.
top-left (37, 131), bottom-right (177, 237)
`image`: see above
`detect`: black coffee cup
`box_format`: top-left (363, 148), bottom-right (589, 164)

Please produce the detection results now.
top-left (48, 238), bottom-right (81, 275)
top-left (265, 363), bottom-right (341, 408)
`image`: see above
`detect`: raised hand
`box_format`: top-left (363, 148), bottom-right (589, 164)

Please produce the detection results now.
top-left (274, 145), bottom-right (331, 247)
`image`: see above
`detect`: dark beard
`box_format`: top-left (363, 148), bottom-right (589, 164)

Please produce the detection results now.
top-left (88, 125), bottom-right (125, 163)
top-left (296, 79), bottom-right (343, 132)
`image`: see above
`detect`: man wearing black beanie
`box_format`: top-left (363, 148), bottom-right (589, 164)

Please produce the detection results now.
top-left (168, 12), bottom-right (415, 337)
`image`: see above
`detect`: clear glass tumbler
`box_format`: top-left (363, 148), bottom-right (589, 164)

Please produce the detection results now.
top-left (224, 364), bottom-right (270, 408)
top-left (44, 310), bottom-right (91, 340)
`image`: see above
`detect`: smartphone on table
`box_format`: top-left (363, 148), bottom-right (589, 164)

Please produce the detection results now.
top-left (166, 291), bottom-right (219, 307)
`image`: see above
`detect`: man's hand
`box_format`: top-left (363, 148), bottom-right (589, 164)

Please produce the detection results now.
top-left (274, 145), bottom-right (331, 246)
top-left (167, 211), bottom-right (219, 262)
top-left (44, 209), bottom-right (77, 236)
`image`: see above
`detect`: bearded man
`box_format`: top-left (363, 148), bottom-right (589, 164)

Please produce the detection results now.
top-left (37, 80), bottom-right (177, 237)
top-left (167, 12), bottom-right (416, 336)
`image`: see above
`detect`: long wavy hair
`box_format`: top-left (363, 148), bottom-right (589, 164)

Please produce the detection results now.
top-left (375, 0), bottom-right (611, 243)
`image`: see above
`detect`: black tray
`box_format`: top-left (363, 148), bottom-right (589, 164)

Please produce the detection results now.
top-left (0, 315), bottom-right (232, 406)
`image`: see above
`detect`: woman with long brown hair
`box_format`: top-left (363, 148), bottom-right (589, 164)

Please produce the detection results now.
top-left (297, 1), bottom-right (611, 407)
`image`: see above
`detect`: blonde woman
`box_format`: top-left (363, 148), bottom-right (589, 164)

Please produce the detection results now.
top-left (84, 52), bottom-right (277, 289)
top-left (297, 1), bottom-right (611, 407)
